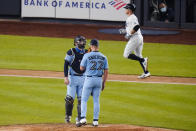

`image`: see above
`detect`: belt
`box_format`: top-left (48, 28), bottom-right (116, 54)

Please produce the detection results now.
top-left (70, 74), bottom-right (83, 76)
top-left (87, 75), bottom-right (102, 77)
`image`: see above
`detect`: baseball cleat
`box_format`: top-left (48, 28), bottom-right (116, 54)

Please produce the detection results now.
top-left (138, 73), bottom-right (145, 79)
top-left (75, 117), bottom-right (80, 125)
top-left (92, 121), bottom-right (98, 127)
top-left (76, 118), bottom-right (87, 127)
top-left (65, 116), bottom-right (71, 123)
top-left (138, 72), bottom-right (151, 79)
top-left (143, 57), bottom-right (148, 71)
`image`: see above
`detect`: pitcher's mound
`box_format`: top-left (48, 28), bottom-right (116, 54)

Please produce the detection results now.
top-left (0, 124), bottom-right (180, 131)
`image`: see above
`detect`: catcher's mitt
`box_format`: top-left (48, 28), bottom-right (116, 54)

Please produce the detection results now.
top-left (87, 47), bottom-right (92, 53)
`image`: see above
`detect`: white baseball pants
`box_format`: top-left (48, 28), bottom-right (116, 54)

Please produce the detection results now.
top-left (123, 35), bottom-right (144, 58)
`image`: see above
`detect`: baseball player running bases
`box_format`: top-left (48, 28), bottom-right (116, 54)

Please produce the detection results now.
top-left (119, 3), bottom-right (151, 79)
top-left (77, 39), bottom-right (109, 127)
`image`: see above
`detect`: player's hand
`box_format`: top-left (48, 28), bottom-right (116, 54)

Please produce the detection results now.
top-left (64, 77), bottom-right (69, 85)
top-left (124, 34), bottom-right (131, 39)
top-left (102, 82), bottom-right (105, 91)
top-left (119, 28), bottom-right (126, 34)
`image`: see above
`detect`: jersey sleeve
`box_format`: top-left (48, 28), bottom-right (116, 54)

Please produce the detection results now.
top-left (80, 54), bottom-right (87, 68)
top-left (132, 17), bottom-right (139, 27)
top-left (126, 16), bottom-right (139, 35)
top-left (64, 49), bottom-right (74, 64)
top-left (104, 56), bottom-right (109, 70)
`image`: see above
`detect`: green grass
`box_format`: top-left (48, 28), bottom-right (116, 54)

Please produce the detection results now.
top-left (0, 76), bottom-right (196, 130)
top-left (0, 35), bottom-right (196, 77)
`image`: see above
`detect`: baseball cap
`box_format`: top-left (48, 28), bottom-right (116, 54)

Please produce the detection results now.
top-left (90, 39), bottom-right (99, 46)
top-left (124, 3), bottom-right (136, 11)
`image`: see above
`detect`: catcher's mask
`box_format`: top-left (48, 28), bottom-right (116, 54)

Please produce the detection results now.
top-left (74, 35), bottom-right (86, 49)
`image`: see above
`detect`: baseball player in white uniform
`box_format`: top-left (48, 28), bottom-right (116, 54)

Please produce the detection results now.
top-left (119, 3), bottom-right (150, 79)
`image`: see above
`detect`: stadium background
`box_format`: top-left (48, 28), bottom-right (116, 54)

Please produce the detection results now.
top-left (0, 0), bottom-right (196, 131)
top-left (0, 0), bottom-right (196, 28)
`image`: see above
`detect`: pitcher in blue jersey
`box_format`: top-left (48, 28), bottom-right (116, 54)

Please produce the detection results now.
top-left (77, 39), bottom-right (109, 127)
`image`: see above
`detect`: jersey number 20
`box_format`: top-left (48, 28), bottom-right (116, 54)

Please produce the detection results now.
top-left (90, 61), bottom-right (104, 70)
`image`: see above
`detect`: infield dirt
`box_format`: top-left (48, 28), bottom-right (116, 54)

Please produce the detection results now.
top-left (0, 20), bottom-right (196, 45)
top-left (0, 124), bottom-right (181, 131)
top-left (0, 69), bottom-right (196, 85)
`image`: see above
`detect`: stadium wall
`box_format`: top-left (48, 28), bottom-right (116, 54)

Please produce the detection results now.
top-left (0, 0), bottom-right (21, 16)
top-left (0, 0), bottom-right (195, 29)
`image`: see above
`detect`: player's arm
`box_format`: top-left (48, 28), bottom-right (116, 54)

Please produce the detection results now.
top-left (80, 54), bottom-right (87, 72)
top-left (131, 25), bottom-right (140, 35)
top-left (102, 69), bottom-right (108, 91)
top-left (64, 49), bottom-right (73, 85)
top-left (102, 57), bottom-right (109, 91)
top-left (80, 66), bottom-right (85, 71)
top-left (64, 60), bottom-right (69, 85)
top-left (125, 25), bottom-right (140, 39)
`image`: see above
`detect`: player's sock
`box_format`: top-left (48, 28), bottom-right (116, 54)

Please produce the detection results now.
top-left (80, 116), bottom-right (85, 119)
top-left (93, 119), bottom-right (98, 121)
top-left (139, 61), bottom-right (148, 73)
top-left (139, 61), bottom-right (145, 73)
top-left (77, 97), bottom-right (81, 120)
top-left (128, 54), bottom-right (144, 62)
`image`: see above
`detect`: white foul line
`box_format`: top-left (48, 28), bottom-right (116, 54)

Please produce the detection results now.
top-left (109, 80), bottom-right (196, 86)
top-left (0, 74), bottom-right (196, 86)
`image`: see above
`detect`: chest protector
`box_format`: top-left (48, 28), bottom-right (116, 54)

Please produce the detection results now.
top-left (70, 48), bottom-right (87, 74)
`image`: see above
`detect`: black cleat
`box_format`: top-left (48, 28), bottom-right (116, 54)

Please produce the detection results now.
top-left (65, 116), bottom-right (71, 123)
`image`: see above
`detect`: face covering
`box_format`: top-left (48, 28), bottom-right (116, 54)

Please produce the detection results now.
top-left (160, 7), bottom-right (167, 12)
top-left (77, 41), bottom-right (86, 49)
top-left (78, 44), bottom-right (85, 49)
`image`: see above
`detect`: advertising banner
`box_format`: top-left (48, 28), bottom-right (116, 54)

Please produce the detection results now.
top-left (22, 0), bottom-right (56, 17)
top-left (90, 0), bottom-right (129, 21)
top-left (21, 0), bottom-right (129, 21)
top-left (55, 0), bottom-right (90, 19)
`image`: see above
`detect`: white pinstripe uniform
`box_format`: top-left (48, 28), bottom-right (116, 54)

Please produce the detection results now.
top-left (123, 14), bottom-right (144, 58)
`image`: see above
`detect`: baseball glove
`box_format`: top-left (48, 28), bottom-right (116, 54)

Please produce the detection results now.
top-left (87, 47), bottom-right (92, 53)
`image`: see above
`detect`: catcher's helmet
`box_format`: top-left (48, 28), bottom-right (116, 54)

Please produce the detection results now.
top-left (124, 3), bottom-right (136, 12)
top-left (74, 35), bottom-right (86, 49)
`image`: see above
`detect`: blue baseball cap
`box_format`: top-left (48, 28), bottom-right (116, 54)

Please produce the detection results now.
top-left (90, 39), bottom-right (99, 46)
top-left (124, 3), bottom-right (136, 11)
